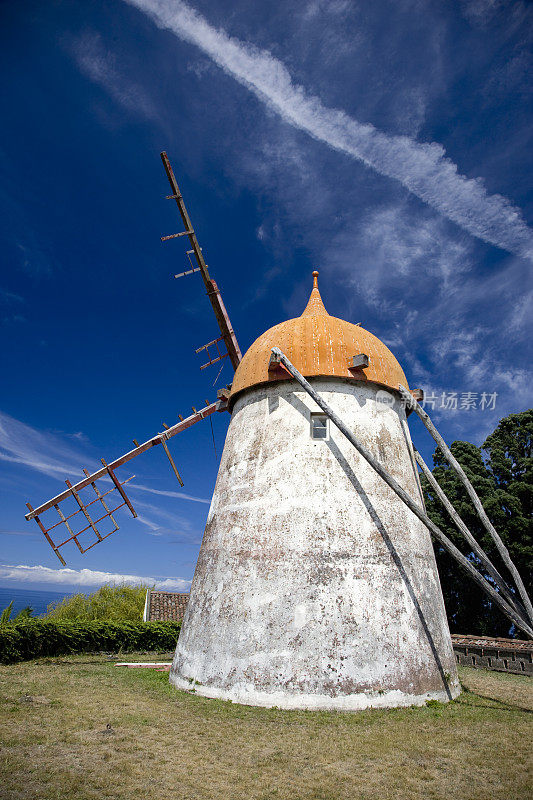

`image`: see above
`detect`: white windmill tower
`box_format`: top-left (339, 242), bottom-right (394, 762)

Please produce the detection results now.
top-left (25, 153), bottom-right (533, 710)
top-left (170, 271), bottom-right (460, 709)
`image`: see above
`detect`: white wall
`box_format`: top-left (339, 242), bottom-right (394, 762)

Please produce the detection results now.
top-left (142, 589), bottom-right (150, 622)
top-left (170, 379), bottom-right (459, 710)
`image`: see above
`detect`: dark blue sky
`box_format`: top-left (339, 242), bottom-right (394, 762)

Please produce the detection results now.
top-left (1, 0), bottom-right (531, 592)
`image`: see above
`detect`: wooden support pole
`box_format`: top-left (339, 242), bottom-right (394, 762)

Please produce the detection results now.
top-left (161, 438), bottom-right (184, 487)
top-left (26, 503), bottom-right (66, 566)
top-left (414, 449), bottom-right (524, 616)
top-left (101, 461), bottom-right (137, 519)
top-left (398, 384), bottom-right (533, 627)
top-left (161, 229), bottom-right (194, 241)
top-left (160, 151), bottom-right (242, 370)
top-left (272, 347), bottom-right (533, 639)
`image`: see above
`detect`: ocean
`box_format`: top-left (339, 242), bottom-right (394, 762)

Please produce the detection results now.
top-left (0, 586), bottom-right (75, 618)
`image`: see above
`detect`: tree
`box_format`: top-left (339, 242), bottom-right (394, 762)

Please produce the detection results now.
top-left (420, 409), bottom-right (532, 637)
top-left (45, 583), bottom-right (151, 621)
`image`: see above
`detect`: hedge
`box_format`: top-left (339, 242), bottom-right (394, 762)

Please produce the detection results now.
top-left (0, 620), bottom-right (181, 664)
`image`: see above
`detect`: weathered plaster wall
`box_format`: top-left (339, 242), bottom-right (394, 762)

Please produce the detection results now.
top-left (170, 379), bottom-right (459, 709)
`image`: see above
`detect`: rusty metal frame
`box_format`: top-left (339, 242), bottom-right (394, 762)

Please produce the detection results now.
top-left (160, 151), bottom-right (242, 371)
top-left (26, 400), bottom-right (223, 525)
top-left (26, 474), bottom-right (136, 564)
top-left (196, 336), bottom-right (229, 370)
top-left (26, 400), bottom-right (225, 563)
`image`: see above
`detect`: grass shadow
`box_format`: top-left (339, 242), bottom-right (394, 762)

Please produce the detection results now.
top-left (458, 682), bottom-right (533, 714)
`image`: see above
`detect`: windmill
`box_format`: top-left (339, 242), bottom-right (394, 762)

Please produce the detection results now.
top-left (25, 152), bottom-right (533, 710)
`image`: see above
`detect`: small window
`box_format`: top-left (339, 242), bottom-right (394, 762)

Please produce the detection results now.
top-left (310, 413), bottom-right (328, 440)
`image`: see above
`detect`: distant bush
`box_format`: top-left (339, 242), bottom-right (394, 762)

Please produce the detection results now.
top-left (45, 583), bottom-right (150, 622)
top-left (14, 605), bottom-right (34, 621)
top-left (0, 602), bottom-right (34, 625)
top-left (0, 620), bottom-right (181, 664)
top-left (0, 601), bottom-right (14, 626)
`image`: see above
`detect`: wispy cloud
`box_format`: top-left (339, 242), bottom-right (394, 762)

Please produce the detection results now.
top-left (0, 411), bottom-right (85, 480)
top-left (124, 0), bottom-right (533, 259)
top-left (130, 482), bottom-right (210, 505)
top-left (131, 498), bottom-right (202, 541)
top-left (15, 241), bottom-right (54, 277)
top-left (67, 32), bottom-right (160, 123)
top-left (459, 0), bottom-right (529, 26)
top-left (0, 563), bottom-right (190, 590)
top-left (2, 314), bottom-right (26, 326)
top-left (313, 196), bottom-right (533, 429)
top-left (0, 289), bottom-right (24, 306)
top-left (0, 411), bottom-right (209, 506)
top-left (328, 200), bottom-right (472, 316)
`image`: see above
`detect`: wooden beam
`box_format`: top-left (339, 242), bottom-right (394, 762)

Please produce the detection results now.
top-left (414, 448), bottom-right (525, 616)
top-left (26, 503), bottom-right (66, 565)
top-left (271, 347), bottom-right (533, 639)
top-left (160, 151), bottom-right (242, 370)
top-left (101, 461), bottom-right (137, 519)
top-left (54, 502), bottom-right (84, 553)
top-left (161, 438), bottom-right (184, 487)
top-left (65, 479), bottom-right (102, 541)
top-left (25, 401), bottom-right (221, 520)
top-left (161, 230), bottom-right (194, 241)
top-left (83, 468), bottom-right (119, 529)
top-left (398, 383), bottom-right (533, 627)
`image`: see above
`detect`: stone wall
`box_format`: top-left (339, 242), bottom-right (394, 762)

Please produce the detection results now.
top-left (452, 634), bottom-right (533, 675)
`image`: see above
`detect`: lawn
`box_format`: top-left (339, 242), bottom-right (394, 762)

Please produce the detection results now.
top-left (0, 655), bottom-right (531, 800)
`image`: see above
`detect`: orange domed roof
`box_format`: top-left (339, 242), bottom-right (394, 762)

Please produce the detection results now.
top-left (229, 272), bottom-right (408, 405)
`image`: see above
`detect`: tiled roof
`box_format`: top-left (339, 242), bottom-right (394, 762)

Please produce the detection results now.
top-left (451, 633), bottom-right (533, 652)
top-left (144, 590), bottom-right (189, 622)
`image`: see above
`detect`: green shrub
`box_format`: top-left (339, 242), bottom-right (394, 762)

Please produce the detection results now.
top-left (0, 603), bottom-right (34, 625)
top-left (0, 601), bottom-right (14, 626)
top-left (0, 619), bottom-right (181, 664)
top-left (45, 583), bottom-right (150, 622)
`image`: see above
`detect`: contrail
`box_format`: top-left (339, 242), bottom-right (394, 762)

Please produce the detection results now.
top-left (125, 0), bottom-right (533, 259)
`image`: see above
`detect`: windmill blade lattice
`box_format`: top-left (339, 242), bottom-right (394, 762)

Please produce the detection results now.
top-left (26, 397), bottom-right (229, 563)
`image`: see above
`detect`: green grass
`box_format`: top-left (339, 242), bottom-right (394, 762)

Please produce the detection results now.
top-left (0, 657), bottom-right (531, 800)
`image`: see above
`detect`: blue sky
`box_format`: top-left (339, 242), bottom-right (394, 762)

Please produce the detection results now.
top-left (1, 0), bottom-right (531, 594)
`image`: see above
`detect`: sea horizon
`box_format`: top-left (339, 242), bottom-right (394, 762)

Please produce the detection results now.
top-left (0, 586), bottom-right (76, 618)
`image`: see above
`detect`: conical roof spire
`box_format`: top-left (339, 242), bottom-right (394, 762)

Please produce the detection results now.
top-left (301, 271), bottom-right (329, 317)
top-left (229, 269), bottom-right (409, 403)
